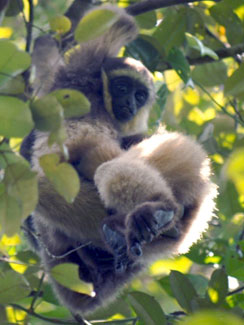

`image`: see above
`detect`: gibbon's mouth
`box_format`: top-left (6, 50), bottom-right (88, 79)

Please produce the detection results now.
top-left (115, 106), bottom-right (135, 122)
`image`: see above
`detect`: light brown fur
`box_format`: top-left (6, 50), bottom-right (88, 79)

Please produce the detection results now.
top-left (21, 4), bottom-right (217, 318)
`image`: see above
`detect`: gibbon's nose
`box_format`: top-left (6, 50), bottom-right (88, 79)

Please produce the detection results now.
top-left (125, 96), bottom-right (137, 115)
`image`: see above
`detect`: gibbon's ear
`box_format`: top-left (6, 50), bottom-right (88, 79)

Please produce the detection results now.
top-left (32, 35), bottom-right (65, 97)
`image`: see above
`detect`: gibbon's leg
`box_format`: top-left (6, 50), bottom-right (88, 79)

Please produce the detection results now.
top-left (94, 156), bottom-right (182, 270)
top-left (95, 130), bottom-right (217, 265)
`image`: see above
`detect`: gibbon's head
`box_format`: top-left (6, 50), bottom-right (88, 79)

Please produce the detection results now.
top-left (102, 57), bottom-right (155, 136)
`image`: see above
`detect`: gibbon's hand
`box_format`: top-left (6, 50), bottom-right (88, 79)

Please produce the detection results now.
top-left (103, 224), bottom-right (131, 274)
top-left (125, 201), bottom-right (175, 257)
top-left (103, 201), bottom-right (179, 273)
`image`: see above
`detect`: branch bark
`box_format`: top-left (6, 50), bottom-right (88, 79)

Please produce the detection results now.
top-left (126, 0), bottom-right (221, 16)
top-left (187, 43), bottom-right (244, 65)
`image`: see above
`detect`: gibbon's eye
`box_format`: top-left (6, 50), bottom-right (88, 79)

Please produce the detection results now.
top-left (135, 89), bottom-right (148, 105)
top-left (115, 82), bottom-right (129, 94)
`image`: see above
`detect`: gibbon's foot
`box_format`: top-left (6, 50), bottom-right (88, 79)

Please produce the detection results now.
top-left (103, 224), bottom-right (130, 274)
top-left (126, 202), bottom-right (175, 257)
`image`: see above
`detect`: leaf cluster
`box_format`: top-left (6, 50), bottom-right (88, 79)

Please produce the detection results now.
top-left (0, 0), bottom-right (244, 324)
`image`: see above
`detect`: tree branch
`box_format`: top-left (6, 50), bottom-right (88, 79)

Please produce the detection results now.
top-left (25, 0), bottom-right (34, 53)
top-left (65, 0), bottom-right (96, 30)
top-left (187, 43), bottom-right (244, 65)
top-left (126, 0), bottom-right (221, 16)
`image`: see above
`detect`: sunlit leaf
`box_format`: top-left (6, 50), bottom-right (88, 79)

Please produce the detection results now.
top-left (4, 162), bottom-right (38, 219)
top-left (210, 3), bottom-right (244, 45)
top-left (207, 269), bottom-right (228, 304)
top-left (135, 11), bottom-right (157, 29)
top-left (51, 263), bottom-right (93, 295)
top-left (30, 94), bottom-right (63, 132)
top-left (0, 184), bottom-right (22, 236)
top-left (0, 96), bottom-right (34, 138)
top-left (49, 15), bottom-right (71, 35)
top-left (127, 291), bottom-right (166, 325)
top-left (75, 9), bottom-right (119, 43)
top-left (51, 89), bottom-right (91, 118)
top-left (227, 148), bottom-right (244, 195)
top-left (39, 153), bottom-right (80, 203)
top-left (0, 270), bottom-right (30, 303)
top-left (224, 63), bottom-right (244, 100)
top-left (0, 75), bottom-right (25, 95)
top-left (179, 310), bottom-right (244, 325)
top-left (185, 33), bottom-right (219, 60)
top-left (0, 40), bottom-right (31, 86)
top-left (0, 142), bottom-right (23, 168)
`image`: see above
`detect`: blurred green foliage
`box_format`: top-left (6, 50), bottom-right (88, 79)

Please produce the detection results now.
top-left (0, 0), bottom-right (243, 324)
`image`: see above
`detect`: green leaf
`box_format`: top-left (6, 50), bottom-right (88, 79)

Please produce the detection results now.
top-left (179, 310), bottom-right (244, 325)
top-left (75, 9), bottom-right (119, 43)
top-left (227, 148), bottom-right (244, 195)
top-left (0, 270), bottom-right (30, 303)
top-left (224, 63), bottom-right (244, 100)
top-left (225, 247), bottom-right (244, 282)
top-left (0, 184), bottom-right (22, 236)
top-left (0, 96), bottom-right (34, 138)
top-left (153, 9), bottom-right (186, 55)
top-left (50, 263), bottom-right (93, 295)
top-left (0, 142), bottom-right (24, 169)
top-left (210, 3), bottom-right (244, 46)
top-left (6, 0), bottom-right (23, 16)
top-left (170, 270), bottom-right (199, 313)
top-left (167, 47), bottom-right (190, 84)
top-left (127, 291), bottom-right (166, 325)
top-left (4, 162), bottom-right (38, 219)
top-left (39, 153), bottom-right (80, 203)
top-left (207, 269), bottom-right (228, 304)
top-left (0, 40), bottom-right (31, 86)
top-left (126, 35), bottom-right (160, 71)
top-left (185, 33), bottom-right (219, 60)
top-left (135, 11), bottom-right (157, 29)
top-left (30, 94), bottom-right (63, 132)
top-left (192, 61), bottom-right (227, 87)
top-left (51, 89), bottom-right (91, 118)
top-left (0, 75), bottom-right (25, 95)
top-left (49, 15), bottom-right (71, 35)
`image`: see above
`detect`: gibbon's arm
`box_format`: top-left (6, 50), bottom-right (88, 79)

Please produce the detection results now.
top-left (95, 130), bottom-right (217, 261)
top-left (27, 119), bottom-right (123, 242)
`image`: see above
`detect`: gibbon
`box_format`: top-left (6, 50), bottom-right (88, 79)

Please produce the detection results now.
top-left (21, 4), bottom-right (217, 318)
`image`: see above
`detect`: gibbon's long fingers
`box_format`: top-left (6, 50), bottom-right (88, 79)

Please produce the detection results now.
top-left (126, 202), bottom-right (175, 257)
top-left (103, 224), bottom-right (129, 273)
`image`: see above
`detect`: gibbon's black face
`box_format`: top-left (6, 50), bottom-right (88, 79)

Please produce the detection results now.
top-left (109, 76), bottom-right (148, 122)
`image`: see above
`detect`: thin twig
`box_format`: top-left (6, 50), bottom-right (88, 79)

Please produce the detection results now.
top-left (194, 80), bottom-right (244, 127)
top-left (227, 286), bottom-right (244, 296)
top-left (6, 304), bottom-right (79, 324)
top-left (30, 271), bottom-right (45, 311)
top-left (21, 225), bottom-right (91, 260)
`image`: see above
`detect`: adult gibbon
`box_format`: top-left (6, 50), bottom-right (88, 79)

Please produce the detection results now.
top-left (21, 4), bottom-right (217, 318)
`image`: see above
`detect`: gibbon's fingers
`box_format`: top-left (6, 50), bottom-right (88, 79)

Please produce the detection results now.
top-left (126, 201), bottom-right (175, 257)
top-left (102, 224), bottom-right (130, 273)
